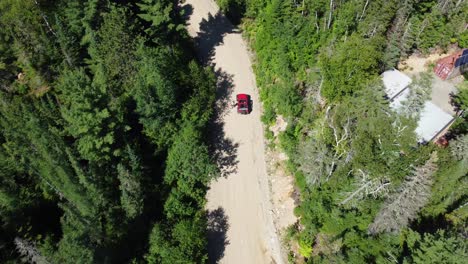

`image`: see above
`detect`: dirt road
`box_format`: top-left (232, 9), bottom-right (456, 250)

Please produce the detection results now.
top-left (182, 1), bottom-right (284, 263)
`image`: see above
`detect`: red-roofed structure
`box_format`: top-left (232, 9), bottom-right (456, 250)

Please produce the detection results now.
top-left (434, 49), bottom-right (468, 80)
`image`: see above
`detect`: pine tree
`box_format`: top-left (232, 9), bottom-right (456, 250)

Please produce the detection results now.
top-left (136, 0), bottom-right (183, 43)
top-left (164, 125), bottom-right (217, 214)
top-left (405, 229), bottom-right (467, 264)
top-left (369, 152), bottom-right (438, 234)
top-left (117, 145), bottom-right (144, 219)
top-left (146, 217), bottom-right (208, 264)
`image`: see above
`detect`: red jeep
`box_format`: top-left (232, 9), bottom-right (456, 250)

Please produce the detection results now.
top-left (236, 94), bottom-right (250, 114)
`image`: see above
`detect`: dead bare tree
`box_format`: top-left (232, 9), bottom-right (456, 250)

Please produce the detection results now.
top-left (450, 134), bottom-right (468, 161)
top-left (417, 18), bottom-right (429, 39)
top-left (438, 0), bottom-right (451, 13)
top-left (33, 0), bottom-right (57, 37)
top-left (315, 11), bottom-right (320, 33)
top-left (297, 138), bottom-right (336, 186)
top-left (455, 0), bottom-right (465, 8)
top-left (437, 0), bottom-right (466, 14)
top-left (325, 105), bottom-right (351, 154)
top-left (14, 238), bottom-right (50, 264)
top-left (327, 0), bottom-right (334, 30)
top-left (298, 103), bottom-right (356, 186)
top-left (391, 117), bottom-right (408, 147)
top-left (358, 0), bottom-right (370, 21)
top-left (302, 0), bottom-right (305, 16)
top-left (368, 152), bottom-right (438, 235)
top-left (340, 169), bottom-right (391, 206)
top-left (304, 73), bottom-right (324, 106)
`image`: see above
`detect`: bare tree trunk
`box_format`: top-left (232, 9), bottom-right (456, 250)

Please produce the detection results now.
top-left (417, 19), bottom-right (428, 39)
top-left (340, 170), bottom-right (390, 205)
top-left (315, 12), bottom-right (320, 33)
top-left (340, 180), bottom-right (372, 205)
top-left (302, 0), bottom-right (305, 16)
top-left (61, 47), bottom-right (74, 66)
top-left (369, 25), bottom-right (377, 37)
top-left (317, 75), bottom-right (324, 103)
top-left (438, 0), bottom-right (451, 13)
top-left (33, 0), bottom-right (57, 36)
top-left (387, 251), bottom-right (399, 263)
top-left (401, 21), bottom-right (412, 53)
top-left (327, 0), bottom-right (334, 29)
top-left (325, 106), bottom-right (350, 149)
top-left (359, 0), bottom-right (370, 21)
top-left (368, 152), bottom-right (438, 235)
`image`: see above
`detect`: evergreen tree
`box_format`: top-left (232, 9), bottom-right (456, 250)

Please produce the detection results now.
top-left (405, 229), bottom-right (467, 264)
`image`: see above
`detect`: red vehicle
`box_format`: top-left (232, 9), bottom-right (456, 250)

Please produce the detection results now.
top-left (236, 93), bottom-right (250, 114)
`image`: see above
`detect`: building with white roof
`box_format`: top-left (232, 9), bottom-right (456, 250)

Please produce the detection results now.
top-left (382, 69), bottom-right (412, 100)
top-left (381, 69), bottom-right (456, 143)
top-left (415, 101), bottom-right (454, 142)
top-left (389, 88), bottom-right (410, 110)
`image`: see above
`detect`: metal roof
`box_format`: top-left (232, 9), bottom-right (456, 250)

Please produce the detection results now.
top-left (415, 101), bottom-right (454, 142)
top-left (382, 71), bottom-right (455, 143)
top-left (382, 70), bottom-right (412, 100)
top-left (389, 88), bottom-right (410, 110)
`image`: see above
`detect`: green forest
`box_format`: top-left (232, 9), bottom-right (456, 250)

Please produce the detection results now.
top-left (1, 0), bottom-right (467, 263)
top-left (0, 0), bottom-right (217, 263)
top-left (218, 0), bottom-right (468, 263)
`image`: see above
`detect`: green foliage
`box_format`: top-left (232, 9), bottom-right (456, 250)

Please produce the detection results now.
top-left (369, 153), bottom-right (438, 235)
top-left (400, 72), bottom-right (433, 117)
top-left (0, 0), bottom-right (465, 262)
top-left (117, 146), bottom-right (144, 219)
top-left (137, 0), bottom-right (174, 34)
top-left (52, 212), bottom-right (95, 264)
top-left (297, 235), bottom-right (312, 258)
top-left (404, 229), bottom-right (467, 264)
top-left (423, 139), bottom-right (467, 218)
top-left (91, 6), bottom-right (138, 90)
top-left (164, 125), bottom-right (217, 219)
top-left (453, 81), bottom-right (468, 111)
top-left (56, 68), bottom-right (115, 162)
top-left (137, 0), bottom-right (186, 43)
top-left (320, 35), bottom-right (383, 101)
top-left (146, 217), bottom-right (208, 264)
top-left (243, 0), bottom-right (467, 262)
top-left (133, 46), bottom-right (179, 148)
top-left (459, 31), bottom-right (468, 47)
top-left (0, 0), bottom-right (59, 84)
top-left (180, 62), bottom-right (217, 129)
top-left (0, 0), bottom-right (217, 262)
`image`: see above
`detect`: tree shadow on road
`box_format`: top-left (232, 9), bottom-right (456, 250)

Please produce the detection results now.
top-left (180, 4), bottom-right (194, 25)
top-left (206, 207), bottom-right (230, 263)
top-left (213, 68), bottom-right (236, 119)
top-left (207, 68), bottom-right (239, 178)
top-left (194, 12), bottom-right (239, 64)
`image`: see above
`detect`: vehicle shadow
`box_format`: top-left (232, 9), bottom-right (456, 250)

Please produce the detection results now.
top-left (206, 207), bottom-right (230, 263)
top-left (207, 68), bottom-right (239, 178)
top-left (194, 11), bottom-right (238, 65)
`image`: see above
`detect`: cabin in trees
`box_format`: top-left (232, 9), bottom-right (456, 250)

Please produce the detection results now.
top-left (434, 49), bottom-right (468, 80)
top-left (382, 69), bottom-right (456, 143)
